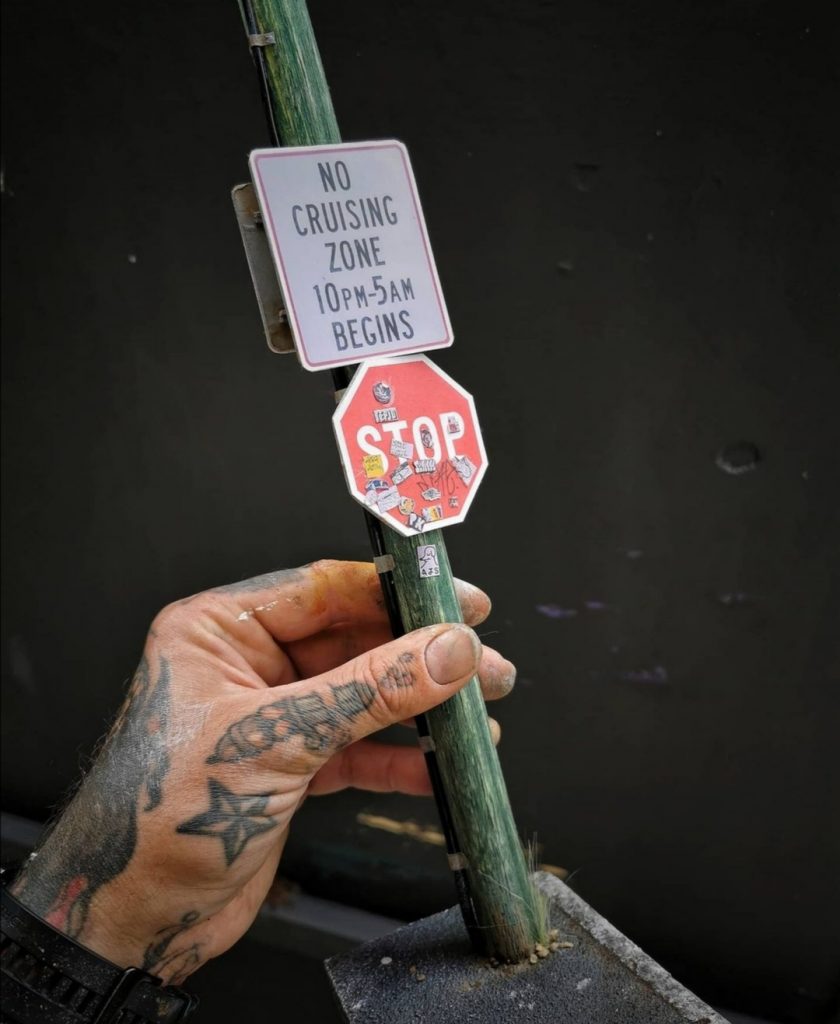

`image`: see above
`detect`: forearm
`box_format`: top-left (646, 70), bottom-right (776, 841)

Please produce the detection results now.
top-left (11, 781), bottom-right (153, 972)
top-left (10, 651), bottom-right (187, 979)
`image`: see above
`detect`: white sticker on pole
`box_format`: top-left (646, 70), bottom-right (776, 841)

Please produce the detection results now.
top-left (249, 141), bottom-right (453, 372)
top-left (418, 545), bottom-right (441, 578)
top-left (333, 355), bottom-right (487, 537)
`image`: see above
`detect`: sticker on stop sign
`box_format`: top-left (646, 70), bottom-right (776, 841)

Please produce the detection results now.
top-left (333, 355), bottom-right (487, 536)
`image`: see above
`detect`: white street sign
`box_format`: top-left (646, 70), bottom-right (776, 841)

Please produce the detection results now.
top-left (249, 141), bottom-right (453, 372)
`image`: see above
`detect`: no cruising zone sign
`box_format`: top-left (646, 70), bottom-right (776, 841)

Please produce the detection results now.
top-left (249, 141), bottom-right (453, 371)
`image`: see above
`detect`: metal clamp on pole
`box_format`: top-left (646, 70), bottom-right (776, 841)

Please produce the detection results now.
top-left (247, 31), bottom-right (275, 47)
top-left (231, 183), bottom-right (294, 355)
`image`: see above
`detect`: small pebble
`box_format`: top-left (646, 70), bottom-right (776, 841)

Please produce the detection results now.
top-left (529, 953), bottom-right (538, 964)
top-left (557, 941), bottom-right (573, 949)
top-left (416, 973), bottom-right (426, 982)
top-left (380, 956), bottom-right (392, 965)
top-left (548, 929), bottom-right (559, 940)
top-left (409, 965), bottom-right (416, 973)
top-left (535, 944), bottom-right (549, 958)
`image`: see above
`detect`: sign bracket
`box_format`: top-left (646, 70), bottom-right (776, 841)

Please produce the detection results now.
top-left (231, 182), bottom-right (295, 354)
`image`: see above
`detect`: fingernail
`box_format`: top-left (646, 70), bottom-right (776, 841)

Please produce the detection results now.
top-left (455, 578), bottom-right (491, 617)
top-left (495, 659), bottom-right (517, 695)
top-left (425, 625), bottom-right (480, 685)
top-left (455, 578), bottom-right (486, 600)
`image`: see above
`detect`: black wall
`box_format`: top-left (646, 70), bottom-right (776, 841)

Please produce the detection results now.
top-left (2, 2), bottom-right (838, 1021)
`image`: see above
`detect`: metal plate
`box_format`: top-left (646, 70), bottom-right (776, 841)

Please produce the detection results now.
top-left (231, 182), bottom-right (294, 354)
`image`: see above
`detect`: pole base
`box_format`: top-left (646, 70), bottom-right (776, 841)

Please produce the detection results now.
top-left (325, 872), bottom-right (726, 1024)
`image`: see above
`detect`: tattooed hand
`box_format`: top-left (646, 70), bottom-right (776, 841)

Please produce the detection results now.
top-left (11, 561), bottom-right (515, 985)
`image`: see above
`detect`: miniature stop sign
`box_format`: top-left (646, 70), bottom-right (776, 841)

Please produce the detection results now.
top-left (334, 355), bottom-right (487, 537)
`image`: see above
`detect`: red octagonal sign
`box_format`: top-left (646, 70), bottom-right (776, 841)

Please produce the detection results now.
top-left (333, 355), bottom-right (487, 536)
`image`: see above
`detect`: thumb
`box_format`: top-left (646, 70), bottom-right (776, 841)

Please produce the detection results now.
top-left (206, 623), bottom-right (481, 774)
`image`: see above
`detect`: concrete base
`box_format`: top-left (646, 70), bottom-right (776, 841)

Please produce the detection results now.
top-left (325, 872), bottom-right (727, 1023)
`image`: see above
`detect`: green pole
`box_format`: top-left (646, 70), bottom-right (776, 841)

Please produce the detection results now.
top-left (383, 531), bottom-right (547, 958)
top-left (242, 0), bottom-right (545, 961)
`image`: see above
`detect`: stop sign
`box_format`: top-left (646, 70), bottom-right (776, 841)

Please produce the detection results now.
top-left (333, 355), bottom-right (487, 536)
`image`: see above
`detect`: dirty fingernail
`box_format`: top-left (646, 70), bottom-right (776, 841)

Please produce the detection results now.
top-left (455, 578), bottom-right (491, 620)
top-left (496, 659), bottom-right (517, 695)
top-left (425, 625), bottom-right (480, 685)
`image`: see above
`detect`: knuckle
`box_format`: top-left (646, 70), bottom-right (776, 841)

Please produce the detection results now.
top-left (485, 672), bottom-right (514, 700)
top-left (279, 742), bottom-right (328, 776)
top-left (150, 599), bottom-right (188, 636)
top-left (151, 593), bottom-right (225, 646)
top-left (361, 647), bottom-right (419, 724)
top-left (308, 557), bottom-right (339, 578)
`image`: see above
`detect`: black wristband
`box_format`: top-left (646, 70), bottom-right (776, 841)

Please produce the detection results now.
top-left (1, 878), bottom-right (198, 1023)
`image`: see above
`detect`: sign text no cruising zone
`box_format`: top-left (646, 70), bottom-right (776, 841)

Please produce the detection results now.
top-left (249, 141), bottom-right (453, 371)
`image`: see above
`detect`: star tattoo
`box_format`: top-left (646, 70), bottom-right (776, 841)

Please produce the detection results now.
top-left (176, 779), bottom-right (278, 867)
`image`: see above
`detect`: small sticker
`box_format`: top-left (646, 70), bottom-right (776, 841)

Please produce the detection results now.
top-left (414, 458), bottom-right (437, 474)
top-left (421, 487), bottom-right (441, 500)
top-left (390, 438), bottom-right (415, 461)
top-left (363, 454), bottom-right (386, 478)
top-left (400, 496), bottom-right (426, 533)
top-left (422, 505), bottom-right (443, 522)
top-left (364, 479), bottom-right (392, 505)
top-left (372, 382), bottom-right (393, 404)
top-left (448, 496), bottom-right (460, 508)
top-left (446, 415), bottom-right (461, 435)
top-left (420, 428), bottom-right (434, 449)
top-left (391, 461), bottom-right (414, 485)
top-left (374, 407), bottom-right (398, 423)
top-left (376, 487), bottom-right (401, 512)
top-left (418, 544), bottom-right (441, 578)
top-left (451, 455), bottom-right (476, 483)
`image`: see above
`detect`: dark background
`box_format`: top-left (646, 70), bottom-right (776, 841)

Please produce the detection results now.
top-left (2, 1), bottom-right (838, 1022)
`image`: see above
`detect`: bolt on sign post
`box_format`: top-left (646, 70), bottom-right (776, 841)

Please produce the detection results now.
top-left (234, 0), bottom-right (546, 961)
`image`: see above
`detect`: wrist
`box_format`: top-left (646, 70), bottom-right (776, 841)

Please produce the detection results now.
top-left (11, 847), bottom-right (153, 975)
top-left (2, 877), bottom-right (199, 1022)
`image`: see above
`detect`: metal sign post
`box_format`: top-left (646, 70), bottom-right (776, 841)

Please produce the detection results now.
top-left (235, 0), bottom-right (545, 962)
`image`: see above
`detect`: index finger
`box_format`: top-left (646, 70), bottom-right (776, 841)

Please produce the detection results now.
top-left (193, 560), bottom-right (492, 643)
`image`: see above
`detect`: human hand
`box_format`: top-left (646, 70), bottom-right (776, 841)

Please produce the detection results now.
top-left (11, 560), bottom-right (516, 984)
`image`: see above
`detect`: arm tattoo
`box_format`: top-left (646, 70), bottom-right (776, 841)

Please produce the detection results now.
top-left (176, 780), bottom-right (277, 866)
top-left (207, 681), bottom-right (376, 764)
top-left (142, 909), bottom-right (203, 983)
top-left (11, 654), bottom-right (172, 938)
